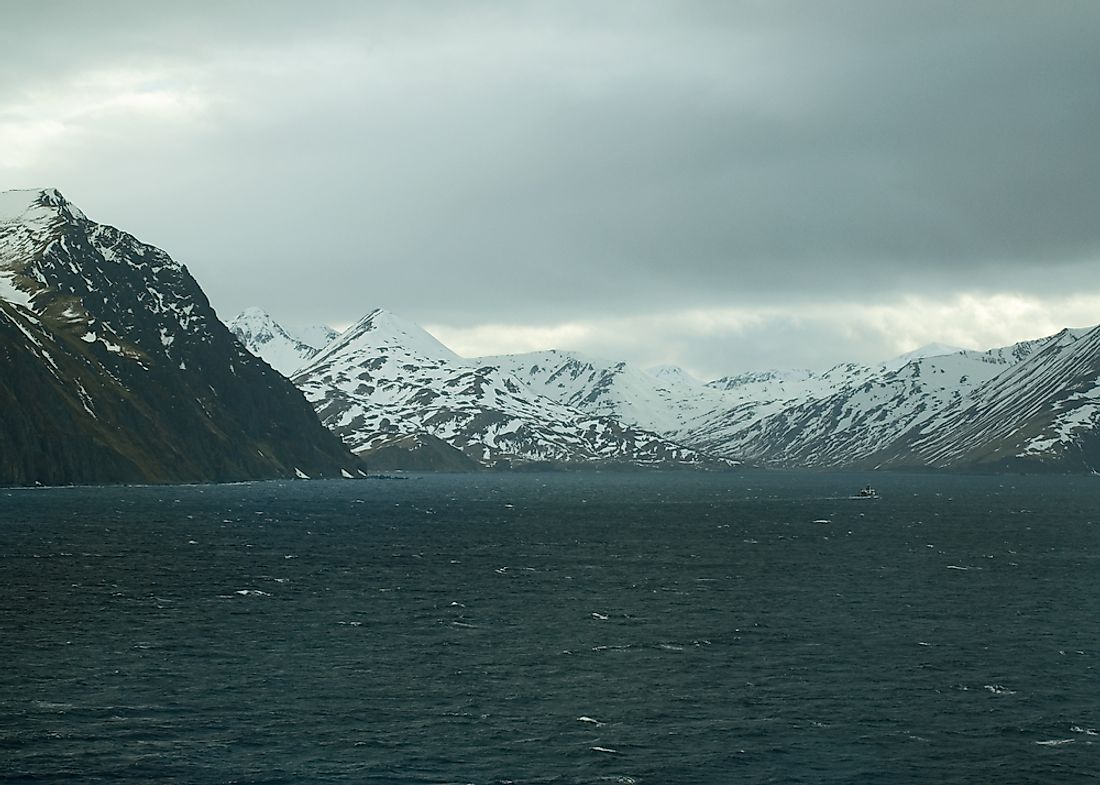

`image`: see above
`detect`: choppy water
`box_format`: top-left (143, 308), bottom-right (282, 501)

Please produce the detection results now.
top-left (1, 471), bottom-right (1098, 784)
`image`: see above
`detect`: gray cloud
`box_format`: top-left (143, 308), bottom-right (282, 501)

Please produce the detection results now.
top-left (3, 2), bottom-right (1099, 369)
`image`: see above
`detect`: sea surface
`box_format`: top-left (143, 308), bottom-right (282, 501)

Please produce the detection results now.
top-left (1, 471), bottom-right (1098, 784)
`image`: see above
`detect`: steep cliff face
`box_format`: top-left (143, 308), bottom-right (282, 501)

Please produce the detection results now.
top-left (0, 188), bottom-right (359, 485)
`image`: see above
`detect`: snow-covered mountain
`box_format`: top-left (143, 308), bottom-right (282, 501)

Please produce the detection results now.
top-left (475, 350), bottom-right (728, 436)
top-left (287, 322), bottom-right (338, 350)
top-left (229, 306), bottom-right (334, 376)
top-left (442, 330), bottom-right (1100, 472)
top-left (292, 309), bottom-right (717, 468)
top-left (230, 297), bottom-right (1100, 474)
top-left (646, 364), bottom-right (702, 387)
top-left (0, 188), bottom-right (359, 485)
top-left (881, 342), bottom-right (966, 371)
top-left (874, 328), bottom-right (1100, 470)
top-left (683, 333), bottom-right (1087, 470)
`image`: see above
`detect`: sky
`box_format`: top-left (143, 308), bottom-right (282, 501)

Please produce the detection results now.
top-left (2, 1), bottom-right (1099, 380)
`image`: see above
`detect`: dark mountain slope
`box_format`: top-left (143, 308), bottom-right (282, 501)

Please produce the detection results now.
top-left (0, 188), bottom-right (358, 485)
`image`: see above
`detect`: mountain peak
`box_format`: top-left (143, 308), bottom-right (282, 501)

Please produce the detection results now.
top-left (0, 188), bottom-right (87, 225)
top-left (645, 364), bottom-right (702, 387)
top-left (239, 305), bottom-right (273, 320)
top-left (881, 342), bottom-right (965, 371)
top-left (312, 307), bottom-right (460, 365)
top-left (230, 306), bottom-right (286, 336)
top-left (228, 307), bottom-right (322, 376)
top-left (1, 193), bottom-right (357, 484)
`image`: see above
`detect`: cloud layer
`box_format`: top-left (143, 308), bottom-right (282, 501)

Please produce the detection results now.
top-left (3, 2), bottom-right (1099, 374)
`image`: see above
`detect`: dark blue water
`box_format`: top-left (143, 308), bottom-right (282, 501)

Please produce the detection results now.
top-left (1, 471), bottom-right (1097, 784)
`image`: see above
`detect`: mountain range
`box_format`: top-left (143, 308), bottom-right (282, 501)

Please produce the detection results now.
top-left (234, 307), bottom-right (1100, 473)
top-left (3, 186), bottom-right (1096, 484)
top-left (260, 308), bottom-right (717, 469)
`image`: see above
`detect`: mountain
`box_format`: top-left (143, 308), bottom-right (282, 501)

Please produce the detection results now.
top-left (645, 364), bottom-right (702, 387)
top-left (467, 333), bottom-right (1100, 472)
top-left (228, 306), bottom-right (328, 376)
top-left (477, 349), bottom-right (728, 436)
top-left (232, 299), bottom-right (1100, 474)
top-left (880, 342), bottom-right (966, 371)
top-left (873, 328), bottom-right (1100, 471)
top-left (683, 332), bottom-right (1080, 470)
top-left (292, 309), bottom-right (718, 468)
top-left (0, 188), bottom-right (359, 485)
top-left (286, 322), bottom-right (338, 351)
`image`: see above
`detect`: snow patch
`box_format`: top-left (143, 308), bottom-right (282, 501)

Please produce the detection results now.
top-left (0, 272), bottom-right (34, 309)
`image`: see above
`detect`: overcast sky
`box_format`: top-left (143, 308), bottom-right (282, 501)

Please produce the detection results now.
top-left (3, 1), bottom-right (1099, 379)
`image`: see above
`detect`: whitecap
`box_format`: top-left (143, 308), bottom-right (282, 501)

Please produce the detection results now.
top-left (1035, 738), bottom-right (1075, 746)
top-left (590, 746), bottom-right (618, 754)
top-left (591, 612), bottom-right (609, 620)
top-left (577, 716), bottom-right (603, 726)
top-left (984, 684), bottom-right (1016, 695)
top-left (32, 701), bottom-right (73, 711)
top-left (234, 589), bottom-right (270, 597)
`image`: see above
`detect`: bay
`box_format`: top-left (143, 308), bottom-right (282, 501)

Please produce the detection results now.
top-left (1, 471), bottom-right (1097, 784)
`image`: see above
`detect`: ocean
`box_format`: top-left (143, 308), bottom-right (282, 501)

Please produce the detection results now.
top-left (1, 471), bottom-right (1097, 784)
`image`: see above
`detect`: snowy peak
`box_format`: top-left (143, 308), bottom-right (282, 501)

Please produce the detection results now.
top-left (478, 349), bottom-right (734, 437)
top-left (309, 307), bottom-right (460, 367)
top-left (231, 307), bottom-right (337, 350)
top-left (646, 364), bottom-right (702, 387)
top-left (229, 307), bottom-right (323, 376)
top-left (0, 192), bottom-right (358, 484)
top-left (707, 368), bottom-right (817, 392)
top-left (0, 186), bottom-right (207, 362)
top-left (881, 342), bottom-right (965, 371)
top-left (0, 188), bottom-right (86, 226)
top-left (287, 322), bottom-right (338, 349)
top-left (293, 308), bottom-right (717, 467)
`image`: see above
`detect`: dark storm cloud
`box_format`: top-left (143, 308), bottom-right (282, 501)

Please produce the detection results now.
top-left (3, 2), bottom-right (1099, 366)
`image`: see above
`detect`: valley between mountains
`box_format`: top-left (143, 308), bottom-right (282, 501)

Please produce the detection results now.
top-left (3, 188), bottom-right (1099, 485)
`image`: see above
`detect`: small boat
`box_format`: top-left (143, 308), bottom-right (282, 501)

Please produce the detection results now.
top-left (855, 486), bottom-right (877, 498)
